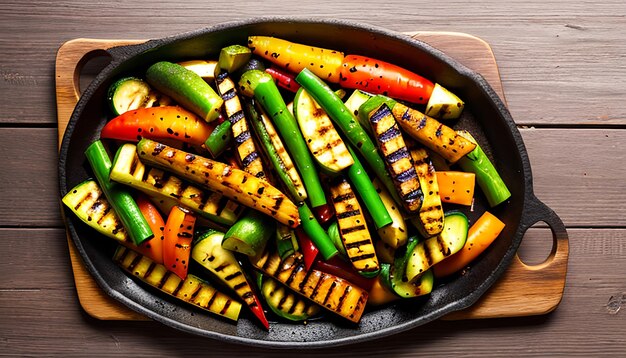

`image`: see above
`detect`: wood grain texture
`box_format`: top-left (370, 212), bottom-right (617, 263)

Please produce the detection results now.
top-left (0, 228), bottom-right (623, 356)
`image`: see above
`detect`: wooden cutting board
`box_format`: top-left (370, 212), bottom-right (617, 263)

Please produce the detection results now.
top-left (55, 32), bottom-right (568, 322)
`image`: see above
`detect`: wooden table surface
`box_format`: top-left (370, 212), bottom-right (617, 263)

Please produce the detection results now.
top-left (1, 1), bottom-right (625, 356)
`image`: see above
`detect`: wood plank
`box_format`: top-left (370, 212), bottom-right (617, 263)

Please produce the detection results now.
top-left (0, 228), bottom-right (623, 356)
top-left (2, 127), bottom-right (622, 228)
top-left (0, 1), bottom-right (624, 125)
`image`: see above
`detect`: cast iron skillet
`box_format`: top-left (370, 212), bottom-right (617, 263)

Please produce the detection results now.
top-left (58, 17), bottom-right (567, 348)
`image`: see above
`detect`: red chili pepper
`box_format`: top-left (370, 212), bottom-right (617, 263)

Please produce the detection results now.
top-left (163, 206), bottom-right (196, 279)
top-left (339, 55), bottom-right (435, 104)
top-left (100, 106), bottom-right (214, 146)
top-left (135, 195), bottom-right (165, 264)
top-left (295, 227), bottom-right (318, 271)
top-left (266, 67), bottom-right (301, 92)
top-left (313, 256), bottom-right (375, 291)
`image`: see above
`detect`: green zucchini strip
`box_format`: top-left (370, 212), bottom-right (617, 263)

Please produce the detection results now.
top-left (84, 140), bottom-right (153, 245)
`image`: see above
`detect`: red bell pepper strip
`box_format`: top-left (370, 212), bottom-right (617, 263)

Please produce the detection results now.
top-left (135, 194), bottom-right (165, 264)
top-left (266, 67), bottom-right (300, 92)
top-left (313, 203), bottom-right (335, 225)
top-left (100, 106), bottom-right (214, 146)
top-left (339, 55), bottom-right (435, 104)
top-left (313, 257), bottom-right (375, 292)
top-left (163, 206), bottom-right (196, 279)
top-left (295, 227), bottom-right (318, 271)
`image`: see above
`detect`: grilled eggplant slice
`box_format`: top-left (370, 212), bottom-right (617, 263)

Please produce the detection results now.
top-left (113, 246), bottom-right (242, 321)
top-left (405, 211), bottom-right (469, 282)
top-left (294, 88), bottom-right (354, 173)
top-left (215, 72), bottom-right (266, 179)
top-left (136, 138), bottom-right (300, 228)
top-left (110, 143), bottom-right (242, 225)
top-left (366, 103), bottom-right (423, 213)
top-left (329, 177), bottom-right (379, 277)
top-left (250, 250), bottom-right (369, 323)
top-left (407, 142), bottom-right (445, 237)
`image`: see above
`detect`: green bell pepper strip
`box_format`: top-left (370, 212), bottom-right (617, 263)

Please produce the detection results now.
top-left (84, 140), bottom-right (153, 245)
top-left (327, 221), bottom-right (347, 258)
top-left (346, 147), bottom-right (392, 230)
top-left (295, 68), bottom-right (400, 205)
top-left (457, 130), bottom-right (511, 207)
top-left (298, 203), bottom-right (338, 261)
top-left (238, 70), bottom-right (326, 208)
top-left (204, 120), bottom-right (233, 158)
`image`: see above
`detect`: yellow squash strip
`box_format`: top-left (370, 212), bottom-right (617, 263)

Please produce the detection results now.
top-left (136, 138), bottom-right (300, 227)
top-left (111, 143), bottom-right (242, 225)
top-left (391, 102), bottom-right (476, 163)
top-left (436, 171), bottom-right (476, 206)
top-left (330, 177), bottom-right (379, 276)
top-left (215, 73), bottom-right (266, 179)
top-left (367, 103), bottom-right (422, 213)
top-left (113, 246), bottom-right (242, 321)
top-left (407, 143), bottom-right (444, 237)
top-left (250, 250), bottom-right (369, 323)
top-left (247, 36), bottom-right (344, 82)
top-left (372, 178), bottom-right (408, 249)
top-left (178, 60), bottom-right (218, 81)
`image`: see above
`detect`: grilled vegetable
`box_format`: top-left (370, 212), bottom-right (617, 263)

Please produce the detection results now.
top-left (387, 237), bottom-right (434, 298)
top-left (294, 88), bottom-right (354, 173)
top-left (146, 61), bottom-right (223, 122)
top-left (436, 171), bottom-right (476, 206)
top-left (367, 269), bottom-right (400, 306)
top-left (424, 83), bottom-right (465, 120)
top-left (257, 273), bottom-right (320, 321)
top-left (223, 211), bottom-right (275, 256)
top-left (371, 178), bottom-right (407, 249)
top-left (215, 72), bottom-right (266, 178)
top-left (135, 194), bottom-right (165, 264)
top-left (375, 240), bottom-right (396, 264)
top-left (313, 257), bottom-right (376, 291)
top-left (345, 148), bottom-right (392, 230)
top-left (204, 120), bottom-right (233, 158)
top-left (192, 230), bottom-right (269, 329)
top-left (218, 45), bottom-right (252, 73)
top-left (107, 77), bottom-right (171, 116)
top-left (113, 246), bottom-right (241, 321)
top-left (239, 70), bottom-right (326, 208)
top-left (250, 251), bottom-right (369, 323)
top-left (85, 140), bottom-right (153, 245)
top-left (100, 106), bottom-right (214, 146)
top-left (457, 130), bottom-right (511, 207)
top-left (327, 221), bottom-right (347, 258)
top-left (248, 36), bottom-right (344, 82)
top-left (136, 138), bottom-right (300, 227)
top-left (266, 67), bottom-right (301, 92)
top-left (339, 55), bottom-right (435, 104)
top-left (244, 99), bottom-right (307, 202)
top-left (330, 176), bottom-right (379, 277)
top-left (110, 143), bottom-right (241, 225)
top-left (276, 225), bottom-right (297, 259)
top-left (295, 68), bottom-right (399, 205)
top-left (295, 227), bottom-right (320, 270)
top-left (408, 144), bottom-right (444, 237)
top-left (163, 206), bottom-right (195, 279)
top-left (298, 203), bottom-right (338, 261)
top-left (178, 60), bottom-right (218, 81)
top-left (434, 211), bottom-right (506, 278)
top-left (405, 211), bottom-right (469, 281)
top-left (365, 102), bottom-right (422, 213)
top-left (343, 89), bottom-right (372, 132)
top-left (390, 102), bottom-right (476, 163)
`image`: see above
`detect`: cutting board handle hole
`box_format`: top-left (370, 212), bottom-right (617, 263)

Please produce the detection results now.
top-left (76, 50), bottom-right (112, 96)
top-left (517, 221), bottom-right (555, 267)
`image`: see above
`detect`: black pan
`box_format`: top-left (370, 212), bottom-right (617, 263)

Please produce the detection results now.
top-left (58, 17), bottom-right (567, 348)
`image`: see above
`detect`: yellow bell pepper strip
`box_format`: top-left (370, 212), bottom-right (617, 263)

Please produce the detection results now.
top-left (163, 206), bottom-right (196, 279)
top-left (295, 68), bottom-right (401, 206)
top-left (436, 171), bottom-right (476, 206)
top-left (85, 140), bottom-right (153, 245)
top-left (238, 70), bottom-right (327, 208)
top-left (434, 211), bottom-right (506, 278)
top-left (457, 130), bottom-right (511, 207)
top-left (100, 106), bottom-right (214, 147)
top-left (248, 36), bottom-right (345, 83)
top-left (136, 138), bottom-right (300, 228)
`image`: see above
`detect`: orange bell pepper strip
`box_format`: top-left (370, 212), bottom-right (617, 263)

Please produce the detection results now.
top-left (135, 195), bottom-right (165, 264)
top-left (163, 206), bottom-right (196, 279)
top-left (436, 171), bottom-right (476, 206)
